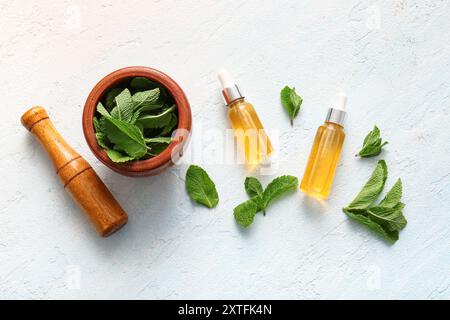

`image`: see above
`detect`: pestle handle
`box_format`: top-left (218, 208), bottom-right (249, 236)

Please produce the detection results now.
top-left (21, 106), bottom-right (128, 237)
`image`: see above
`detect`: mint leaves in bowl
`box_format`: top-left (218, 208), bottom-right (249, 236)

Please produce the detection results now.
top-left (83, 67), bottom-right (192, 177)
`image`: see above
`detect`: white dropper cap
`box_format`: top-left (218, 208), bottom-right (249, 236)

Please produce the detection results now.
top-left (217, 69), bottom-right (244, 104)
top-left (218, 69), bottom-right (235, 89)
top-left (334, 92), bottom-right (347, 111)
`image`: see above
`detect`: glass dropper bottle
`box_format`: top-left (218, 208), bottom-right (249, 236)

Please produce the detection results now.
top-left (300, 93), bottom-right (347, 199)
top-left (218, 69), bottom-right (273, 167)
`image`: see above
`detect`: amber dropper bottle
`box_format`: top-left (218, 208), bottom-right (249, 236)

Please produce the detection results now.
top-left (218, 69), bottom-right (272, 166)
top-left (300, 93), bottom-right (347, 199)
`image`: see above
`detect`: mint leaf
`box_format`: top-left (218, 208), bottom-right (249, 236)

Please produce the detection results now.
top-left (160, 113), bottom-right (178, 136)
top-left (357, 125), bottom-right (388, 157)
top-left (137, 105), bottom-right (175, 128)
top-left (244, 177), bottom-right (265, 211)
top-left (102, 115), bottom-right (147, 159)
top-left (344, 209), bottom-right (399, 243)
top-left (280, 86), bottom-right (303, 126)
top-left (233, 200), bottom-right (258, 228)
top-left (344, 160), bottom-right (388, 210)
top-left (105, 88), bottom-right (123, 110)
top-left (95, 132), bottom-right (110, 150)
top-left (111, 89), bottom-right (134, 122)
top-left (93, 116), bottom-right (102, 133)
top-left (106, 149), bottom-right (134, 163)
top-left (244, 177), bottom-right (263, 198)
top-left (379, 178), bottom-right (402, 208)
top-left (146, 143), bottom-right (169, 156)
top-left (262, 175), bottom-right (298, 208)
top-left (129, 77), bottom-right (158, 90)
top-left (132, 88), bottom-right (160, 111)
top-left (367, 206), bottom-right (407, 231)
top-left (185, 165), bottom-right (219, 208)
top-left (97, 102), bottom-right (110, 117)
top-left (130, 109), bottom-right (141, 124)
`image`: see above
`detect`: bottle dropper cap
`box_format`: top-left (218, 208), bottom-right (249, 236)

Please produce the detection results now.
top-left (218, 69), bottom-right (235, 89)
top-left (325, 92), bottom-right (347, 125)
top-left (335, 92), bottom-right (347, 111)
top-left (217, 69), bottom-right (244, 105)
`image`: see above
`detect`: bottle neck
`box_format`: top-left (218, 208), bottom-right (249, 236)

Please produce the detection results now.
top-left (324, 121), bottom-right (344, 129)
top-left (228, 97), bottom-right (245, 108)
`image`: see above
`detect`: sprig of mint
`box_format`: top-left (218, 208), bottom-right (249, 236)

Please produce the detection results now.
top-left (185, 165), bottom-right (219, 208)
top-left (234, 175), bottom-right (298, 228)
top-left (280, 86), bottom-right (303, 126)
top-left (356, 125), bottom-right (388, 157)
top-left (344, 159), bottom-right (388, 210)
top-left (343, 160), bottom-right (407, 243)
top-left (93, 77), bottom-right (178, 163)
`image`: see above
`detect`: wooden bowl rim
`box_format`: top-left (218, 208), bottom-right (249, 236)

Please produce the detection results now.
top-left (82, 66), bottom-right (191, 176)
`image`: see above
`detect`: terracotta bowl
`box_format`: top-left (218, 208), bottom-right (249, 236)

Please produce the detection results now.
top-left (82, 66), bottom-right (192, 177)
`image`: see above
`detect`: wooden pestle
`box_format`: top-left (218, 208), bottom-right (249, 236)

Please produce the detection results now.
top-left (21, 106), bottom-right (128, 237)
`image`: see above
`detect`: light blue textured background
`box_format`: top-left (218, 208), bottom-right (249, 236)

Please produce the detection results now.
top-left (1, 0), bottom-right (449, 299)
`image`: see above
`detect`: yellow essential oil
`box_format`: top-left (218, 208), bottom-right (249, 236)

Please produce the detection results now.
top-left (218, 70), bottom-right (272, 166)
top-left (300, 93), bottom-right (347, 199)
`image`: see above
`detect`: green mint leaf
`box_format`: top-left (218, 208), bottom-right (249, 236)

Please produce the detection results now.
top-left (393, 202), bottom-right (405, 211)
top-left (244, 177), bottom-right (265, 211)
top-left (262, 175), bottom-right (299, 208)
top-left (280, 86), bottom-right (303, 126)
top-left (343, 208), bottom-right (399, 243)
top-left (160, 113), bottom-right (178, 136)
top-left (130, 109), bottom-right (141, 124)
top-left (367, 206), bottom-right (407, 232)
top-left (344, 160), bottom-right (388, 210)
top-left (129, 77), bottom-right (158, 90)
top-left (105, 88), bottom-right (123, 110)
top-left (99, 117), bottom-right (108, 134)
top-left (233, 199), bottom-right (258, 228)
top-left (146, 142), bottom-right (169, 156)
top-left (244, 177), bottom-right (263, 198)
top-left (93, 116), bottom-right (102, 133)
top-left (97, 102), bottom-right (110, 117)
top-left (95, 132), bottom-right (110, 150)
top-left (132, 88), bottom-right (160, 111)
top-left (185, 165), bottom-right (219, 208)
top-left (106, 149), bottom-right (135, 163)
top-left (136, 101), bottom-right (164, 114)
top-left (103, 115), bottom-right (147, 158)
top-left (379, 178), bottom-right (402, 208)
top-left (112, 89), bottom-right (134, 122)
top-left (357, 125), bottom-right (388, 157)
top-left (137, 105), bottom-right (175, 128)
top-left (343, 161), bottom-right (407, 244)
top-left (144, 137), bottom-right (172, 144)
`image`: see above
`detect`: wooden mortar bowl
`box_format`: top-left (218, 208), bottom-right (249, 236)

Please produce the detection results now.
top-left (83, 66), bottom-right (192, 177)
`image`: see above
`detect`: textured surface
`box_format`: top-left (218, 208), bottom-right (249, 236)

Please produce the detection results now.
top-left (1, 0), bottom-right (449, 299)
